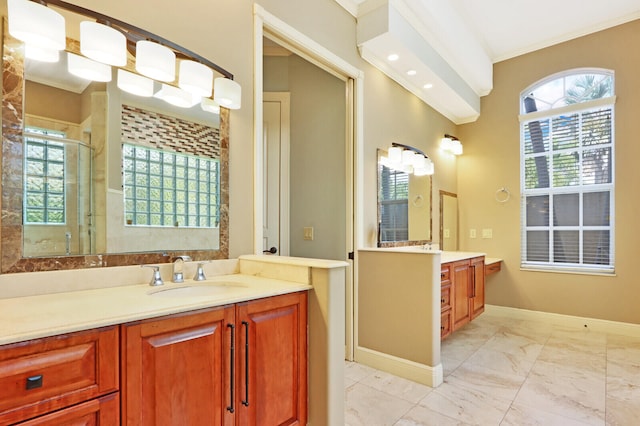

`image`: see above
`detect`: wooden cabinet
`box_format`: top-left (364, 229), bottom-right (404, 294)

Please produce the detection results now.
top-left (0, 327), bottom-right (119, 425)
top-left (442, 256), bottom-right (486, 336)
top-left (452, 260), bottom-right (472, 331)
top-left (122, 291), bottom-right (308, 426)
top-left (17, 393), bottom-right (119, 425)
top-left (236, 292), bottom-right (307, 426)
top-left (470, 257), bottom-right (485, 320)
top-left (122, 306), bottom-right (234, 426)
top-left (439, 264), bottom-right (453, 339)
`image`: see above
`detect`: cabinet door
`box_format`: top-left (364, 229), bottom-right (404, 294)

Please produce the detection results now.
top-left (470, 257), bottom-right (485, 319)
top-left (236, 292), bottom-right (307, 426)
top-left (122, 306), bottom-right (235, 426)
top-left (452, 260), bottom-right (471, 331)
top-left (17, 392), bottom-right (119, 426)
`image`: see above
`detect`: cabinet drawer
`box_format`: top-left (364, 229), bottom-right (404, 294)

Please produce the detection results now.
top-left (440, 265), bottom-right (450, 283)
top-left (440, 310), bottom-right (452, 339)
top-left (485, 261), bottom-right (501, 276)
top-left (17, 392), bottom-right (119, 426)
top-left (0, 327), bottom-right (119, 425)
top-left (440, 285), bottom-right (451, 311)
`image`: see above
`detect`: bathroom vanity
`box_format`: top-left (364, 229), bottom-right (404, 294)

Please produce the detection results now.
top-left (0, 255), bottom-right (347, 425)
top-left (356, 248), bottom-right (498, 387)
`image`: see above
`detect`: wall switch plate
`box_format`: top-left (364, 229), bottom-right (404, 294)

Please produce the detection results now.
top-left (482, 228), bottom-right (493, 239)
top-left (470, 229), bottom-right (477, 238)
top-left (303, 227), bottom-right (314, 241)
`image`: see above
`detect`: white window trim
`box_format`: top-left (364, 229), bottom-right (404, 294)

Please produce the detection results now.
top-left (519, 80), bottom-right (615, 275)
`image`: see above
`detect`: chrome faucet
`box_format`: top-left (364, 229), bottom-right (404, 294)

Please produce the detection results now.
top-left (193, 261), bottom-right (210, 281)
top-left (172, 255), bottom-right (192, 283)
top-left (141, 265), bottom-right (164, 287)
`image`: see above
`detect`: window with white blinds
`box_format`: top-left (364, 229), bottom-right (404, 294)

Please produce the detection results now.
top-left (520, 70), bottom-right (615, 274)
top-left (378, 164), bottom-right (409, 242)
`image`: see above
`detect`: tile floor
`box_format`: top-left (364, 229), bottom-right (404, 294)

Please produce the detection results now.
top-left (345, 311), bottom-right (640, 425)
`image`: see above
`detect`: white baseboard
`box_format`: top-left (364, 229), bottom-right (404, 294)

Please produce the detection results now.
top-left (354, 346), bottom-right (443, 388)
top-left (485, 304), bottom-right (640, 338)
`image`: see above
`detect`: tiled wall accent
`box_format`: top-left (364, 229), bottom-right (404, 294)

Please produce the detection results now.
top-left (121, 105), bottom-right (220, 158)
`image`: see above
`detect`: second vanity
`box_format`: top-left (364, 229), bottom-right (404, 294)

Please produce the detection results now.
top-left (356, 248), bottom-right (501, 388)
top-left (0, 255), bottom-right (348, 425)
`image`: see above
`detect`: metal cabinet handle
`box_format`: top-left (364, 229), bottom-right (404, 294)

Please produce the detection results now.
top-left (242, 321), bottom-right (250, 407)
top-left (226, 324), bottom-right (235, 413)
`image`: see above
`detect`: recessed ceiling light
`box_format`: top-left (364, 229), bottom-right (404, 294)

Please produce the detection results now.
top-left (423, 83), bottom-right (433, 89)
top-left (407, 70), bottom-right (417, 76)
top-left (387, 54), bottom-right (399, 61)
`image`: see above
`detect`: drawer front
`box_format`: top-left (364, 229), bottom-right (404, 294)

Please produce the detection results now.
top-left (485, 262), bottom-right (501, 276)
top-left (440, 265), bottom-right (451, 283)
top-left (18, 392), bottom-right (119, 426)
top-left (0, 327), bottom-right (119, 424)
top-left (440, 285), bottom-right (452, 311)
top-left (440, 310), bottom-right (452, 339)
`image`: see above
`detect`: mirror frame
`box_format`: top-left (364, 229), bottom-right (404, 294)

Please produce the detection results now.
top-left (376, 148), bottom-right (432, 248)
top-left (439, 190), bottom-right (458, 251)
top-left (1, 24), bottom-right (229, 273)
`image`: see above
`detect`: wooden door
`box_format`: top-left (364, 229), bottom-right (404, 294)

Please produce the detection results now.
top-left (236, 292), bottom-right (307, 426)
top-left (122, 306), bottom-right (235, 426)
top-left (452, 260), bottom-right (471, 331)
top-left (470, 257), bottom-right (485, 319)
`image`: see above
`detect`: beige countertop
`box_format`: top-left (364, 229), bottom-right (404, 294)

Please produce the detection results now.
top-left (0, 273), bottom-right (311, 346)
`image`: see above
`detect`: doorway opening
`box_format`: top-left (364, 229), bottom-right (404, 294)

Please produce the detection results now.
top-left (254, 6), bottom-right (363, 360)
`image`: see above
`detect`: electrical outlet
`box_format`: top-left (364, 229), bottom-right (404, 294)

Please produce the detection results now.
top-left (444, 229), bottom-right (450, 238)
top-left (482, 228), bottom-right (493, 239)
top-left (303, 227), bottom-right (314, 241)
top-left (469, 229), bottom-right (477, 238)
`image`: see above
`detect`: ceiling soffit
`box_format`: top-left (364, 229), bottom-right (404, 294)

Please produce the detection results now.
top-left (356, 0), bottom-right (493, 124)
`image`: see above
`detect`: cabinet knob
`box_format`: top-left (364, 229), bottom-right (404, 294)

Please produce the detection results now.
top-left (26, 375), bottom-right (43, 390)
top-left (441, 298), bottom-right (445, 303)
top-left (440, 326), bottom-right (445, 331)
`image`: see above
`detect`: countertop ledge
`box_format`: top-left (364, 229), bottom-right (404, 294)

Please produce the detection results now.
top-left (0, 274), bottom-right (312, 346)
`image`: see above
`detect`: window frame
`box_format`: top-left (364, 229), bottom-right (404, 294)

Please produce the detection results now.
top-left (519, 69), bottom-right (615, 275)
top-left (122, 143), bottom-right (220, 229)
top-left (23, 127), bottom-right (67, 226)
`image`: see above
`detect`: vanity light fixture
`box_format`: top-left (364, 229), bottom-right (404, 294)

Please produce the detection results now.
top-left (7, 0), bottom-right (66, 51)
top-left (179, 60), bottom-right (214, 97)
top-left (10, 0), bottom-right (242, 110)
top-left (200, 98), bottom-right (221, 115)
top-left (213, 78), bottom-right (242, 110)
top-left (80, 21), bottom-right (127, 66)
top-left (67, 52), bottom-right (112, 82)
top-left (25, 44), bottom-right (59, 63)
top-left (441, 134), bottom-right (463, 155)
top-left (154, 83), bottom-right (200, 108)
top-left (383, 142), bottom-right (434, 176)
top-left (117, 69), bottom-right (155, 97)
top-left (136, 40), bottom-right (176, 82)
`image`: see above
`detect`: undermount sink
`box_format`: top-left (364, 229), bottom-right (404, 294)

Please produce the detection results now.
top-left (149, 283), bottom-right (246, 298)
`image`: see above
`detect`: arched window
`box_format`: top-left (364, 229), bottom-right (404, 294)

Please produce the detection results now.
top-left (519, 69), bottom-right (615, 273)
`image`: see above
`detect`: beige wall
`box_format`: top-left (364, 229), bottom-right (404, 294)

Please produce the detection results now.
top-left (25, 81), bottom-right (81, 123)
top-left (458, 19), bottom-right (640, 324)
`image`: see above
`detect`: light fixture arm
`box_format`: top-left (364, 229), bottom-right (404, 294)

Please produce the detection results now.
top-left (38, 0), bottom-right (234, 80)
top-left (391, 142), bottom-right (429, 159)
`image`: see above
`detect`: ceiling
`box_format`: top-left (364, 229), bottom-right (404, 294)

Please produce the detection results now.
top-left (338, 0), bottom-right (640, 123)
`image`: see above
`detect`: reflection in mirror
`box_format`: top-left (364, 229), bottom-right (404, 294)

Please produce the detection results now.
top-left (377, 149), bottom-right (432, 246)
top-left (1, 6), bottom-right (230, 273)
top-left (440, 191), bottom-right (458, 251)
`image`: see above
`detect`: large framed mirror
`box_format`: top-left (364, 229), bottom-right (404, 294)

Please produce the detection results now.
top-left (1, 7), bottom-right (229, 273)
top-left (439, 191), bottom-right (458, 251)
top-left (376, 149), bottom-right (432, 247)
